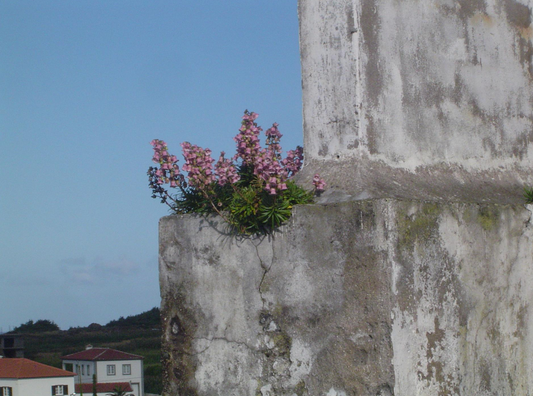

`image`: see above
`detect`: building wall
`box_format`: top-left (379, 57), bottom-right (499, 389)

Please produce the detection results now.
top-left (95, 360), bottom-right (143, 396)
top-left (62, 360), bottom-right (96, 384)
top-left (0, 379), bottom-right (17, 396)
top-left (159, 202), bottom-right (533, 395)
top-left (0, 335), bottom-right (24, 358)
top-left (62, 358), bottom-right (143, 396)
top-left (0, 377), bottom-right (75, 396)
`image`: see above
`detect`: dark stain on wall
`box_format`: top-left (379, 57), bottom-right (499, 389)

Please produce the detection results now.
top-left (503, 0), bottom-right (531, 28)
top-left (457, 0), bottom-right (487, 19)
top-left (161, 293), bottom-right (199, 396)
top-left (503, 0), bottom-right (533, 79)
top-left (365, 114), bottom-right (379, 154)
top-left (360, 0), bottom-right (383, 107)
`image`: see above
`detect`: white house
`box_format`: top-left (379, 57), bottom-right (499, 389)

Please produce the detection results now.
top-left (0, 358), bottom-right (76, 396)
top-left (61, 346), bottom-right (144, 396)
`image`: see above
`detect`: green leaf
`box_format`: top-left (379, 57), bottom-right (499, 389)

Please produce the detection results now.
top-left (524, 185), bottom-right (533, 204)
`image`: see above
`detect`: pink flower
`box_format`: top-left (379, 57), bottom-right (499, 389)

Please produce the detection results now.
top-left (312, 174), bottom-right (326, 191)
top-left (281, 146), bottom-right (303, 176)
top-left (180, 142), bottom-right (215, 189)
top-left (215, 152), bottom-right (240, 186)
top-left (149, 139), bottom-right (183, 189)
top-left (148, 111), bottom-right (317, 225)
top-left (233, 110), bottom-right (263, 165)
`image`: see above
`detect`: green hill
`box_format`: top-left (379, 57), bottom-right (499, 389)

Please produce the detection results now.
top-left (11, 308), bottom-right (162, 394)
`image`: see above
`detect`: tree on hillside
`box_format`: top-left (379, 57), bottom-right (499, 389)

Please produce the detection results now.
top-left (12, 319), bottom-right (59, 333)
top-left (105, 307), bottom-right (160, 328)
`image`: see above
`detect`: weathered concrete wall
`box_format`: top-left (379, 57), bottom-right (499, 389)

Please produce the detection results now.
top-left (297, 0), bottom-right (533, 203)
top-left (159, 0), bottom-right (533, 394)
top-left (159, 200), bottom-right (533, 395)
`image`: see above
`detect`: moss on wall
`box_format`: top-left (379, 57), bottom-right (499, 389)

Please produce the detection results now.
top-left (477, 205), bottom-right (500, 231)
top-left (397, 202), bottom-right (442, 251)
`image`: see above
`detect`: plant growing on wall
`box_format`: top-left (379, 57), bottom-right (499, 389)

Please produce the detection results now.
top-left (524, 186), bottom-right (533, 204)
top-left (148, 111), bottom-right (325, 235)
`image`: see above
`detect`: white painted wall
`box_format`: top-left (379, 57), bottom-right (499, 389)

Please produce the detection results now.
top-left (62, 358), bottom-right (143, 396)
top-left (0, 379), bottom-right (17, 396)
top-left (0, 376), bottom-right (75, 396)
top-left (95, 360), bottom-right (143, 396)
top-left (62, 360), bottom-right (96, 384)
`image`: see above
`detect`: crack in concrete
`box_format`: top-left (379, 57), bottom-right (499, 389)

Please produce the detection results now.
top-left (254, 240), bottom-right (276, 309)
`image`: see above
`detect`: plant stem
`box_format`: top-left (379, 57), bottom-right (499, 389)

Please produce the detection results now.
top-left (199, 187), bottom-right (236, 228)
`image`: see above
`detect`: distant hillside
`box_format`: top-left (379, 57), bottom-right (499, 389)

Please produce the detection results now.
top-left (104, 307), bottom-right (160, 328)
top-left (12, 319), bottom-right (60, 333)
top-left (11, 307), bottom-right (162, 394)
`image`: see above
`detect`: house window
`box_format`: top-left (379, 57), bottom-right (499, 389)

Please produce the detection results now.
top-left (1, 387), bottom-right (12, 396)
top-left (82, 365), bottom-right (85, 375)
top-left (107, 364), bottom-right (116, 375)
top-left (122, 364), bottom-right (131, 375)
top-left (87, 364), bottom-right (90, 376)
top-left (51, 385), bottom-right (68, 396)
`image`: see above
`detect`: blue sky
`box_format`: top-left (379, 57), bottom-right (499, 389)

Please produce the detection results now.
top-left (0, 1), bottom-right (303, 331)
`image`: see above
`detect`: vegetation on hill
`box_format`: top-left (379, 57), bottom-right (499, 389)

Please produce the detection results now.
top-left (12, 319), bottom-right (60, 333)
top-left (12, 308), bottom-right (162, 394)
top-left (105, 307), bottom-right (160, 328)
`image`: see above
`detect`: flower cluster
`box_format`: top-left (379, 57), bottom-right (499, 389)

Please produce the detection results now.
top-left (281, 146), bottom-right (304, 177)
top-left (313, 173), bottom-right (326, 191)
top-left (254, 149), bottom-right (288, 195)
top-left (180, 142), bottom-right (216, 189)
top-left (215, 152), bottom-right (240, 186)
top-left (265, 122), bottom-right (282, 158)
top-left (150, 139), bottom-right (182, 187)
top-left (234, 111), bottom-right (262, 165)
top-left (148, 111), bottom-right (326, 234)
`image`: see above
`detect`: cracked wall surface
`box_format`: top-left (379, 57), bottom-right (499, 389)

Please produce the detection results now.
top-left (159, 200), bottom-right (533, 395)
top-left (158, 1), bottom-right (533, 394)
top-left (296, 0), bottom-right (533, 204)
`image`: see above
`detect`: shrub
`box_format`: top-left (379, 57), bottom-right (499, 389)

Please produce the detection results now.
top-left (12, 319), bottom-right (60, 333)
top-left (148, 111), bottom-right (325, 235)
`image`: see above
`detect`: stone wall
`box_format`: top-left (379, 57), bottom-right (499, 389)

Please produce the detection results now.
top-left (296, 0), bottom-right (533, 203)
top-left (159, 200), bottom-right (533, 395)
top-left (159, 0), bottom-right (533, 394)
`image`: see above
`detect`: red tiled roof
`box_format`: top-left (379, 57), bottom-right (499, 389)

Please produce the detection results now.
top-left (0, 358), bottom-right (76, 379)
top-left (61, 348), bottom-right (143, 361)
top-left (75, 382), bottom-right (133, 393)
